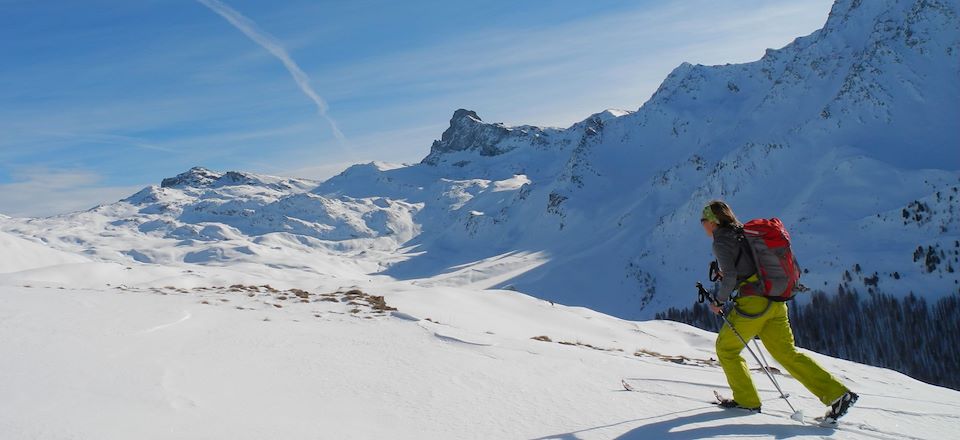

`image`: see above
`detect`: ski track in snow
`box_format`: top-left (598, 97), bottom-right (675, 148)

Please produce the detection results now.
top-left (420, 320), bottom-right (496, 346)
top-left (142, 311), bottom-right (192, 333)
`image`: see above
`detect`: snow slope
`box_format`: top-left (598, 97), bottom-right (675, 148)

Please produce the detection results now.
top-left (0, 230), bottom-right (89, 273)
top-left (2, 277), bottom-right (958, 439)
top-left (2, 230), bottom-right (956, 438)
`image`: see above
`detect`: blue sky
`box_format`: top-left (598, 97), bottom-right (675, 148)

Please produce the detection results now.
top-left (0, 0), bottom-right (833, 217)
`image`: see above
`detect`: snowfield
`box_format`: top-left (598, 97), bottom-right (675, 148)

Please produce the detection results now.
top-left (2, 260), bottom-right (959, 439)
top-left (0, 231), bottom-right (89, 273)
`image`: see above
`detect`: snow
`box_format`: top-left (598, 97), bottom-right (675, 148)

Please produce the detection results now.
top-left (1, 226), bottom-right (957, 439)
top-left (2, 272), bottom-right (958, 439)
top-left (0, 230), bottom-right (89, 273)
top-left (1, 0), bottom-right (958, 437)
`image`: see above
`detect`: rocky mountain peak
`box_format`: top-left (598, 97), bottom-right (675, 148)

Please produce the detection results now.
top-left (160, 167), bottom-right (222, 188)
top-left (421, 109), bottom-right (513, 165)
top-left (451, 108), bottom-right (482, 124)
top-left (155, 167), bottom-right (317, 193)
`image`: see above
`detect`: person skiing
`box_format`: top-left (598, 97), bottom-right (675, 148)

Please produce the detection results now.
top-left (701, 200), bottom-right (857, 422)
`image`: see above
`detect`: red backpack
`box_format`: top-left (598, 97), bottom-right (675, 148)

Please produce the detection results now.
top-left (738, 218), bottom-right (802, 300)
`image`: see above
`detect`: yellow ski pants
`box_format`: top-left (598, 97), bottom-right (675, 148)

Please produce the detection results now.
top-left (716, 296), bottom-right (848, 408)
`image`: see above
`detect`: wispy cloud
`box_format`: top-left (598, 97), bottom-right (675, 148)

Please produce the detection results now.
top-left (0, 168), bottom-right (143, 218)
top-left (267, 123), bottom-right (447, 181)
top-left (195, 0), bottom-right (345, 142)
top-left (306, 0), bottom-right (834, 128)
top-left (36, 131), bottom-right (178, 154)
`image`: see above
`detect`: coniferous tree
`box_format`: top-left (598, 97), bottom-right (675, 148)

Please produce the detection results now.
top-left (657, 289), bottom-right (960, 390)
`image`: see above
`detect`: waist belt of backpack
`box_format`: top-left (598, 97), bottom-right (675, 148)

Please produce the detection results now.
top-left (736, 273), bottom-right (760, 289)
top-left (733, 274), bottom-right (771, 319)
top-left (734, 299), bottom-right (771, 319)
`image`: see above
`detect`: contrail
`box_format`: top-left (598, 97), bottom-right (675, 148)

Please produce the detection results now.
top-left (196, 0), bottom-right (345, 141)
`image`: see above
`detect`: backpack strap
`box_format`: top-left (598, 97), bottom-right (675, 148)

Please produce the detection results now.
top-left (733, 227), bottom-right (763, 290)
top-left (733, 226), bottom-right (753, 267)
top-left (733, 226), bottom-right (744, 266)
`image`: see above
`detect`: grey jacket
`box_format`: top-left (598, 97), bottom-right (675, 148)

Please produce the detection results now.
top-left (712, 226), bottom-right (758, 301)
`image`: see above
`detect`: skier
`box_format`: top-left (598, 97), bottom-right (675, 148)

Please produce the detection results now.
top-left (701, 200), bottom-right (857, 423)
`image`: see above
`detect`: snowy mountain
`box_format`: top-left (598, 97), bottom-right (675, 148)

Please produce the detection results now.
top-left (341, 0), bottom-right (959, 317)
top-left (2, 0), bottom-right (958, 323)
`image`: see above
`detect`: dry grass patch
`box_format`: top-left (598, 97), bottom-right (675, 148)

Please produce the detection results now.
top-left (557, 340), bottom-right (622, 352)
top-left (366, 295), bottom-right (396, 312)
top-left (289, 289), bottom-right (310, 298)
top-left (634, 348), bottom-right (717, 367)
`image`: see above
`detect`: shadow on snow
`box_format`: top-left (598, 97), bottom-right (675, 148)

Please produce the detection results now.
top-left (530, 406), bottom-right (834, 440)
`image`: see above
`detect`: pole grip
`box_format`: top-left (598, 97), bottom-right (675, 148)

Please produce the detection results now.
top-left (696, 282), bottom-right (723, 308)
top-left (709, 260), bottom-right (723, 282)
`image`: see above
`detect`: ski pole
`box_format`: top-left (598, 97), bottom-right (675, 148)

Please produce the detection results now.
top-left (697, 282), bottom-right (804, 421)
top-left (720, 310), bottom-right (800, 414)
top-left (753, 339), bottom-right (788, 397)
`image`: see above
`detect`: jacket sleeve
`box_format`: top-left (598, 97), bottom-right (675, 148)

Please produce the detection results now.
top-left (712, 232), bottom-right (740, 302)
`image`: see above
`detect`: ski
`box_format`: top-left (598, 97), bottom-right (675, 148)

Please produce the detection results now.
top-left (715, 389), bottom-right (872, 431)
top-left (712, 389), bottom-right (727, 405)
top-left (713, 390), bottom-right (728, 404)
top-left (814, 416), bottom-right (839, 427)
top-left (620, 380), bottom-right (902, 439)
top-left (711, 390), bottom-right (761, 413)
